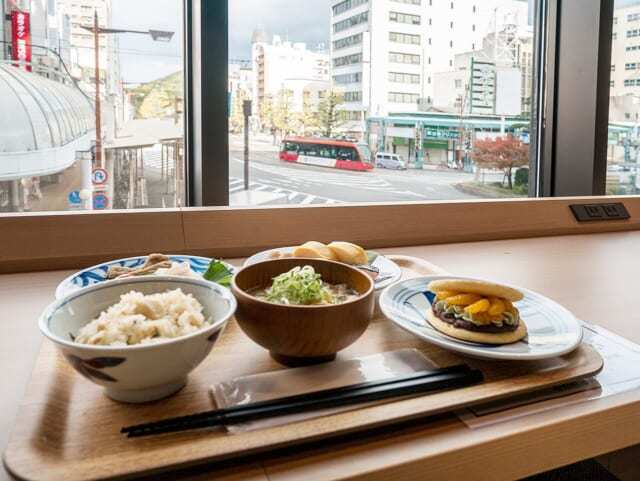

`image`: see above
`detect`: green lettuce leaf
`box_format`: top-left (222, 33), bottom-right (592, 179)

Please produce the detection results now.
top-left (203, 260), bottom-right (233, 287)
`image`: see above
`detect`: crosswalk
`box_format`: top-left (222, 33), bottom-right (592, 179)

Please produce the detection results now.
top-left (246, 161), bottom-right (392, 191)
top-left (143, 150), bottom-right (442, 202)
top-left (229, 177), bottom-right (341, 205)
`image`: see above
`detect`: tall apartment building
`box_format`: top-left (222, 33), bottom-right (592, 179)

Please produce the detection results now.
top-left (610, 3), bottom-right (640, 122)
top-left (57, 0), bottom-right (120, 98)
top-left (56, 0), bottom-right (122, 132)
top-left (252, 30), bottom-right (330, 128)
top-left (329, 0), bottom-right (530, 137)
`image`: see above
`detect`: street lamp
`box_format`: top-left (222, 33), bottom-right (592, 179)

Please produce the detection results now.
top-left (81, 11), bottom-right (175, 167)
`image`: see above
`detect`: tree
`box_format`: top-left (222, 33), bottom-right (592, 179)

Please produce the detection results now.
top-left (259, 95), bottom-right (275, 132)
top-left (317, 91), bottom-right (345, 138)
top-left (472, 135), bottom-right (529, 189)
top-left (229, 88), bottom-right (249, 134)
top-left (271, 89), bottom-right (297, 137)
top-left (296, 90), bottom-right (319, 136)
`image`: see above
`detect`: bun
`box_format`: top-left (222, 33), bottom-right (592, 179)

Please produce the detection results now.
top-left (292, 241), bottom-right (338, 261)
top-left (328, 241), bottom-right (368, 265)
top-left (426, 309), bottom-right (527, 345)
top-left (428, 279), bottom-right (523, 302)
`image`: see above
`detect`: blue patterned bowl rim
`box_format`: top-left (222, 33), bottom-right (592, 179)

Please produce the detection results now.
top-left (55, 255), bottom-right (234, 300)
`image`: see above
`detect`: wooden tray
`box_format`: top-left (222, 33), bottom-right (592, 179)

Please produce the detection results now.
top-left (3, 256), bottom-right (603, 481)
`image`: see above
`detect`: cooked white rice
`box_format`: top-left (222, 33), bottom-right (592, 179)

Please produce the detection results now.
top-left (75, 289), bottom-right (207, 346)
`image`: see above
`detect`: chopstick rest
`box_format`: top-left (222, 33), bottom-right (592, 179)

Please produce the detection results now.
top-left (122, 364), bottom-right (483, 438)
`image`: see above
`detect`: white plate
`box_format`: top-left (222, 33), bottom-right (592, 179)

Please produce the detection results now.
top-left (243, 247), bottom-right (402, 290)
top-left (56, 255), bottom-right (235, 300)
top-left (379, 275), bottom-right (583, 360)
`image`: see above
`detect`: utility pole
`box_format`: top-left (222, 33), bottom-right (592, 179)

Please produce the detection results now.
top-left (243, 99), bottom-right (252, 190)
top-left (93, 10), bottom-right (102, 167)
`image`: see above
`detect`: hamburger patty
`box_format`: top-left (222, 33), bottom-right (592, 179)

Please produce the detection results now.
top-left (433, 307), bottom-right (519, 333)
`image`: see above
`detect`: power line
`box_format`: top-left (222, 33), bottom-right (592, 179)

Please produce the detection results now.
top-left (72, 45), bottom-right (182, 58)
top-left (25, 36), bottom-right (182, 58)
top-left (0, 40), bottom-right (92, 102)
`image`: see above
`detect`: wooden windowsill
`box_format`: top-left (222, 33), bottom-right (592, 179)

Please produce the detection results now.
top-left (1, 195), bottom-right (640, 274)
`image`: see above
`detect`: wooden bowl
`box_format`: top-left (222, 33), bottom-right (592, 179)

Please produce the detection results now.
top-left (231, 258), bottom-right (375, 366)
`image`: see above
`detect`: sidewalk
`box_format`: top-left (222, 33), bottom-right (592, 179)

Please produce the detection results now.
top-left (28, 162), bottom-right (83, 212)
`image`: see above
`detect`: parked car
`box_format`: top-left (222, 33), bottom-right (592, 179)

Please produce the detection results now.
top-left (375, 152), bottom-right (407, 170)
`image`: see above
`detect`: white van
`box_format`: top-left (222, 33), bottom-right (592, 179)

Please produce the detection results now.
top-left (375, 152), bottom-right (407, 170)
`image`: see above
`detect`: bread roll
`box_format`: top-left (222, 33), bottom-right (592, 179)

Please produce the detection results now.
top-left (328, 241), bottom-right (368, 265)
top-left (292, 241), bottom-right (338, 261)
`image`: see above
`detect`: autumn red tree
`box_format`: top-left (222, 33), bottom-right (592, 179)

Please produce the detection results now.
top-left (472, 135), bottom-right (529, 189)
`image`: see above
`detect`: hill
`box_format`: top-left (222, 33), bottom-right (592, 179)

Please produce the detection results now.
top-left (128, 71), bottom-right (183, 119)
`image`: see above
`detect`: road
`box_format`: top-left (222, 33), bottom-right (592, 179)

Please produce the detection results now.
top-left (228, 134), bottom-right (502, 205)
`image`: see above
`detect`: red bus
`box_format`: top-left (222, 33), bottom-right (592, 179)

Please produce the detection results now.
top-left (279, 137), bottom-right (374, 171)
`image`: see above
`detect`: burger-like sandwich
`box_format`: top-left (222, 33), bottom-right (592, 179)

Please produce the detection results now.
top-left (426, 279), bottom-right (527, 345)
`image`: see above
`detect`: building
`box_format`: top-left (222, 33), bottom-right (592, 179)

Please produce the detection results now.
top-left (433, 28), bottom-right (534, 116)
top-left (610, 2), bottom-right (640, 123)
top-left (228, 60), bottom-right (254, 132)
top-left (329, 0), bottom-right (531, 138)
top-left (251, 30), bottom-right (330, 130)
top-left (1, 0), bottom-right (72, 78)
top-left (608, 3), bottom-right (640, 169)
top-left (367, 110), bottom-right (530, 167)
top-left (57, 0), bottom-right (122, 124)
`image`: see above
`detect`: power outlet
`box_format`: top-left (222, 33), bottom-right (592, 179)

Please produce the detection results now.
top-left (570, 203), bottom-right (630, 222)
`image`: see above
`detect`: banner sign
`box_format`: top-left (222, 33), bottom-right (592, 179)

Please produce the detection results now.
top-left (11, 10), bottom-right (32, 71)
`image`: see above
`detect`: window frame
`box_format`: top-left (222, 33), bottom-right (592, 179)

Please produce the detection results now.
top-left (187, 0), bottom-right (229, 206)
top-left (193, 0), bottom-right (617, 201)
top-left (536, 0), bottom-right (613, 196)
top-left (0, 0), bottom-right (629, 228)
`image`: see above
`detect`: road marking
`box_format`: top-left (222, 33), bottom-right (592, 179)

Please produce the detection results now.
top-left (228, 177), bottom-right (339, 205)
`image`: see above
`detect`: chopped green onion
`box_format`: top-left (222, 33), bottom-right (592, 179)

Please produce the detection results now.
top-left (265, 265), bottom-right (333, 305)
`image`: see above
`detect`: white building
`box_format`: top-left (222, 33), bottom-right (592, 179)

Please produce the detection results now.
top-left (57, 0), bottom-right (120, 102)
top-left (610, 3), bottom-right (640, 123)
top-left (433, 29), bottom-right (533, 116)
top-left (251, 30), bottom-right (330, 128)
top-left (229, 61), bottom-right (254, 132)
top-left (229, 61), bottom-right (254, 99)
top-left (329, 0), bottom-right (531, 137)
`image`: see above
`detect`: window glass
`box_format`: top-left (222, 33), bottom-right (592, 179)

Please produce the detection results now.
top-left (608, 0), bottom-right (640, 195)
top-left (0, 0), bottom-right (184, 213)
top-left (228, 0), bottom-right (536, 206)
top-left (337, 147), bottom-right (356, 161)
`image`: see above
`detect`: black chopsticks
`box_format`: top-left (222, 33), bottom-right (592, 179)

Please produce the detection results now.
top-left (122, 364), bottom-right (483, 438)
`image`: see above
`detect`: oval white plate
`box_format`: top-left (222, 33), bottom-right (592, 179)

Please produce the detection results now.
top-left (56, 255), bottom-right (235, 300)
top-left (243, 247), bottom-right (402, 290)
top-left (379, 275), bottom-right (583, 360)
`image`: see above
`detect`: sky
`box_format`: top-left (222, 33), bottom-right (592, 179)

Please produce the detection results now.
top-left (112, 0), bottom-right (183, 84)
top-left (229, 0), bottom-right (330, 61)
top-left (110, 0), bottom-right (637, 84)
top-left (110, 0), bottom-right (330, 83)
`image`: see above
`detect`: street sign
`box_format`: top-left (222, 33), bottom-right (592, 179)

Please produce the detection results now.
top-left (11, 10), bottom-right (32, 72)
top-left (470, 58), bottom-right (496, 114)
top-left (93, 192), bottom-right (109, 210)
top-left (68, 190), bottom-right (81, 205)
top-left (243, 99), bottom-right (252, 117)
top-left (91, 167), bottom-right (108, 185)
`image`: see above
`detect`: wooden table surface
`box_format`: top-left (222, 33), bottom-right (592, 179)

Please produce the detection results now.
top-left (3, 231), bottom-right (640, 481)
